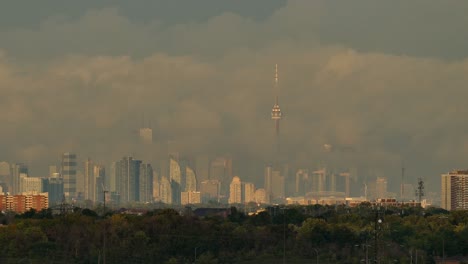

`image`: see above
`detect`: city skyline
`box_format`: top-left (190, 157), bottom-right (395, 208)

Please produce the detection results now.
top-left (2, 1), bottom-right (468, 196)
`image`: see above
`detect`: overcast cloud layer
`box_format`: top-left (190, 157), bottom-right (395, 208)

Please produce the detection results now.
top-left (1, 0), bottom-right (468, 191)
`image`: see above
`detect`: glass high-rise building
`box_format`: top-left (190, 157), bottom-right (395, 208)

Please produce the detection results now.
top-left (94, 165), bottom-right (105, 202)
top-left (185, 167), bottom-right (197, 192)
top-left (116, 157), bottom-right (141, 204)
top-left (62, 153), bottom-right (77, 201)
top-left (84, 158), bottom-right (94, 201)
top-left (170, 158), bottom-right (181, 204)
top-left (45, 175), bottom-right (64, 206)
top-left (10, 163), bottom-right (28, 195)
top-left (139, 163), bottom-right (153, 203)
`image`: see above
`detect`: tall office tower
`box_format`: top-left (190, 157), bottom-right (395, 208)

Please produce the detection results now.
top-left (375, 177), bottom-right (388, 199)
top-left (271, 170), bottom-right (285, 199)
top-left (229, 176), bottom-right (242, 204)
top-left (0, 161), bottom-right (10, 189)
top-left (209, 157), bottom-right (233, 196)
top-left (329, 173), bottom-right (337, 192)
top-left (441, 170), bottom-right (468, 211)
top-left (45, 174), bottom-right (64, 206)
top-left (185, 167), bottom-right (197, 192)
top-left (152, 170), bottom-right (160, 201)
top-left (139, 163), bottom-right (153, 203)
top-left (200, 179), bottom-right (220, 203)
top-left (115, 157), bottom-right (142, 204)
top-left (0, 161), bottom-right (9, 176)
top-left (254, 188), bottom-right (267, 204)
top-left (159, 176), bottom-right (172, 204)
top-left (10, 163), bottom-right (28, 195)
top-left (139, 128), bottom-right (153, 145)
top-left (169, 158), bottom-right (181, 204)
top-left (84, 158), bottom-right (94, 201)
top-left (339, 172), bottom-right (351, 197)
top-left (62, 153), bottom-right (77, 201)
top-left (94, 165), bottom-right (105, 202)
top-left (295, 169), bottom-right (310, 196)
top-left (243, 182), bottom-right (255, 203)
top-left (312, 168), bottom-right (326, 193)
top-left (271, 64), bottom-right (282, 155)
top-left (109, 162), bottom-right (117, 192)
top-left (195, 156), bottom-right (210, 186)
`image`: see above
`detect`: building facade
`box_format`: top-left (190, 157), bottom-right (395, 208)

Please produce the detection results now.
top-left (441, 170), bottom-right (468, 211)
top-left (139, 163), bottom-right (153, 203)
top-left (0, 193), bottom-right (48, 213)
top-left (62, 153), bottom-right (77, 201)
top-left (116, 157), bottom-right (141, 204)
top-left (229, 176), bottom-right (242, 204)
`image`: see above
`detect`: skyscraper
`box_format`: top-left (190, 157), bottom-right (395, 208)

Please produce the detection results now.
top-left (200, 179), bottom-right (220, 203)
top-left (159, 176), bottom-right (172, 204)
top-left (84, 158), bottom-right (94, 201)
top-left (271, 170), bottom-right (285, 199)
top-left (20, 175), bottom-right (44, 194)
top-left (94, 165), bottom-right (105, 202)
top-left (115, 157), bottom-right (141, 203)
top-left (139, 163), bottom-right (153, 203)
top-left (0, 162), bottom-right (10, 191)
top-left (185, 166), bottom-right (197, 192)
top-left (10, 163), bottom-right (28, 195)
top-left (229, 176), bottom-right (242, 204)
top-left (139, 128), bottom-right (153, 145)
top-left (376, 177), bottom-right (388, 199)
top-left (295, 169), bottom-right (310, 196)
top-left (45, 174), bottom-right (64, 206)
top-left (169, 158), bottom-right (181, 204)
top-left (195, 156), bottom-right (210, 186)
top-left (243, 182), bottom-right (255, 203)
top-left (312, 168), bottom-right (326, 193)
top-left (441, 170), bottom-right (468, 211)
top-left (209, 157), bottom-right (233, 197)
top-left (62, 153), bottom-right (77, 201)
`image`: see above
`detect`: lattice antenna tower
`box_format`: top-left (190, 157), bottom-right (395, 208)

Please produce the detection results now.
top-left (415, 177), bottom-right (425, 203)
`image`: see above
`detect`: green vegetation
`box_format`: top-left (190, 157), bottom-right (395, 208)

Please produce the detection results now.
top-left (0, 205), bottom-right (466, 263)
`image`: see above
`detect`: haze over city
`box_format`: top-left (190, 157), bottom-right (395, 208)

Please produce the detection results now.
top-left (2, 0), bottom-right (468, 195)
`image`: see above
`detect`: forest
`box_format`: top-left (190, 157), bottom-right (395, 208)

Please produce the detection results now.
top-left (0, 204), bottom-right (467, 264)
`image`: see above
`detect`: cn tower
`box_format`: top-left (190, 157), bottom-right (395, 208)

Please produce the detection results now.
top-left (271, 64), bottom-right (282, 148)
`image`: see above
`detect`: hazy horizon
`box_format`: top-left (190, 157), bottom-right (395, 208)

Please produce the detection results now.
top-left (2, 1), bottom-right (468, 193)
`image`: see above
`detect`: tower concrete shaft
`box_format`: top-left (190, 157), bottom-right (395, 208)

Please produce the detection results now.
top-left (271, 64), bottom-right (282, 137)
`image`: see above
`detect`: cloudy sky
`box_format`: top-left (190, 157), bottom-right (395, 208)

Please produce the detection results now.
top-left (1, 0), bottom-right (468, 191)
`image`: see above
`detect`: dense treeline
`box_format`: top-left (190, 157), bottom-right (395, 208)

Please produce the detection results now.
top-left (0, 205), bottom-right (467, 264)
